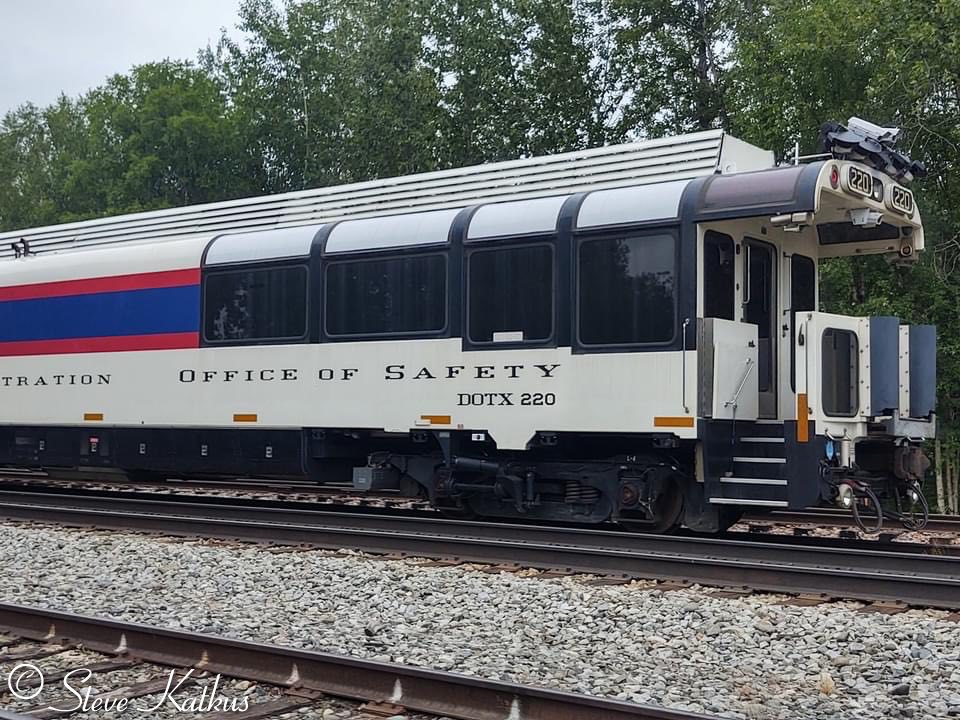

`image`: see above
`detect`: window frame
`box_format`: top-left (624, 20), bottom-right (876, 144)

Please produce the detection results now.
top-left (821, 327), bottom-right (860, 418)
top-left (574, 227), bottom-right (680, 352)
top-left (322, 250), bottom-right (450, 340)
top-left (702, 230), bottom-right (736, 321)
top-left (464, 239), bottom-right (557, 350)
top-left (789, 254), bottom-right (816, 392)
top-left (201, 260), bottom-right (311, 347)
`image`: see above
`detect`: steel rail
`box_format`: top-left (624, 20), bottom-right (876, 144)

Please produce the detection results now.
top-left (8, 475), bottom-right (958, 535)
top-left (747, 508), bottom-right (960, 533)
top-left (0, 488), bottom-right (956, 566)
top-left (0, 602), bottom-right (714, 720)
top-left (2, 483), bottom-right (956, 558)
top-left (0, 490), bottom-right (958, 608)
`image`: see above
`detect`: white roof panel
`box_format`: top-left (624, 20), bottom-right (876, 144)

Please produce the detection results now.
top-left (0, 236), bottom-right (208, 287)
top-left (576, 180), bottom-right (691, 229)
top-left (467, 195), bottom-right (568, 240)
top-left (325, 208), bottom-right (461, 254)
top-left (0, 130), bottom-right (774, 258)
top-left (204, 224), bottom-right (323, 266)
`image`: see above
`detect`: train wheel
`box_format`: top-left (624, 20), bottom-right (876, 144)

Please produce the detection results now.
top-left (621, 479), bottom-right (684, 534)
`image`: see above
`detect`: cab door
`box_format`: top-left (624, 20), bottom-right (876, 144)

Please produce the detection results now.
top-left (742, 238), bottom-right (777, 418)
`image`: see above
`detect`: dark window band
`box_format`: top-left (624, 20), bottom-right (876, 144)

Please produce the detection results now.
top-left (325, 254), bottom-right (447, 337)
top-left (578, 233), bottom-right (676, 346)
top-left (468, 244), bottom-right (553, 344)
top-left (203, 265), bottom-right (308, 343)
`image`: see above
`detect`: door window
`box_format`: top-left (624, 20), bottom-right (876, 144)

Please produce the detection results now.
top-left (703, 231), bottom-right (735, 320)
top-left (822, 328), bottom-right (859, 416)
top-left (743, 240), bottom-right (776, 395)
top-left (790, 255), bottom-right (816, 390)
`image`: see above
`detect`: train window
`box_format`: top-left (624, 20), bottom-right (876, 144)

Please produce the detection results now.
top-left (203, 265), bottom-right (308, 343)
top-left (468, 245), bottom-right (553, 344)
top-left (325, 254), bottom-right (446, 336)
top-left (578, 233), bottom-right (676, 346)
top-left (822, 328), bottom-right (859, 417)
top-left (703, 231), bottom-right (735, 320)
top-left (790, 255), bottom-right (816, 391)
top-left (791, 255), bottom-right (816, 312)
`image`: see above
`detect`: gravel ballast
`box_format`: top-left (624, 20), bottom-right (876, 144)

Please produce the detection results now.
top-left (1, 523), bottom-right (958, 719)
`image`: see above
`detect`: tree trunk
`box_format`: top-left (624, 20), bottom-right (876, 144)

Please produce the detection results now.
top-left (953, 454), bottom-right (960, 514)
top-left (949, 454), bottom-right (959, 514)
top-left (695, 0), bottom-right (710, 130)
top-left (935, 438), bottom-right (946, 512)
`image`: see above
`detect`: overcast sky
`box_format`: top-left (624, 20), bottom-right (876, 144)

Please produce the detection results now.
top-left (0, 0), bottom-right (243, 115)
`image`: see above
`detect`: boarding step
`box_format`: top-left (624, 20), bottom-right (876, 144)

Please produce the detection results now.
top-left (731, 456), bottom-right (786, 464)
top-left (708, 478), bottom-right (789, 504)
top-left (726, 456), bottom-right (788, 479)
top-left (708, 497), bottom-right (789, 507)
top-left (733, 421), bottom-right (785, 438)
top-left (703, 419), bottom-right (792, 507)
top-left (719, 476), bottom-right (787, 486)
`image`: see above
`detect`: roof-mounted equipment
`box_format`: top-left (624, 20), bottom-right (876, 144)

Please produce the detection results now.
top-left (820, 117), bottom-right (927, 185)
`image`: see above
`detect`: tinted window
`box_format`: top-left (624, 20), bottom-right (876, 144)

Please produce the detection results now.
top-left (822, 328), bottom-right (859, 416)
top-left (817, 222), bottom-right (900, 245)
top-left (578, 234), bottom-right (675, 345)
top-left (791, 255), bottom-right (816, 312)
top-left (204, 266), bottom-right (307, 342)
top-left (744, 240), bottom-right (776, 393)
top-left (469, 245), bottom-right (552, 343)
top-left (326, 254), bottom-right (446, 336)
top-left (702, 165), bottom-right (805, 212)
top-left (703, 231), bottom-right (735, 320)
top-left (791, 255), bottom-right (816, 390)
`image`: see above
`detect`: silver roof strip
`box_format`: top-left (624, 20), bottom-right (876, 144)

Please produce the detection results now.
top-left (1, 130), bottom-right (772, 258)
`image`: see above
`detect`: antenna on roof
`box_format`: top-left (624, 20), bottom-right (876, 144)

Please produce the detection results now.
top-left (10, 239), bottom-right (33, 259)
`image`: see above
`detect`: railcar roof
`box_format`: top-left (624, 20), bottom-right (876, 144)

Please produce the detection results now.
top-left (0, 236), bottom-right (209, 287)
top-left (0, 130), bottom-right (773, 259)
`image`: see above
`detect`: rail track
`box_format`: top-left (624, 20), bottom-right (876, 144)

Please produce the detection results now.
top-left (0, 487), bottom-right (957, 609)
top-left (4, 472), bottom-right (959, 535)
top-left (0, 602), bottom-right (715, 720)
top-left (0, 482), bottom-right (956, 558)
top-left (747, 508), bottom-right (960, 534)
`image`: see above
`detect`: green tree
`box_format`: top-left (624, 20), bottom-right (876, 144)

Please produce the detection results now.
top-left (215, 0), bottom-right (444, 190)
top-left (516, 0), bottom-right (618, 154)
top-left (0, 98), bottom-right (90, 231)
top-left (83, 61), bottom-right (265, 212)
top-left (0, 60), bottom-right (261, 231)
top-left (610, 0), bottom-right (734, 136)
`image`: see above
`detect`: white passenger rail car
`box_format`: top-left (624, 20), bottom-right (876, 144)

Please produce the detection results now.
top-left (0, 121), bottom-right (935, 532)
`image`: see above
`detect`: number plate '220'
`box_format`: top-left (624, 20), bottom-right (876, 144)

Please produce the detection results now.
top-left (846, 166), bottom-right (874, 197)
top-left (889, 185), bottom-right (914, 216)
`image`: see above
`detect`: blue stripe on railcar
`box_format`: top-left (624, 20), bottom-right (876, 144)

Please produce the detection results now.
top-left (0, 285), bottom-right (201, 342)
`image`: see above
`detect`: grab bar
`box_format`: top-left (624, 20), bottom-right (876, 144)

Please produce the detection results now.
top-left (724, 358), bottom-right (755, 410)
top-left (681, 318), bottom-right (690, 413)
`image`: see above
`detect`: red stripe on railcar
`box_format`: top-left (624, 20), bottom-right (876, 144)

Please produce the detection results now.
top-left (0, 268), bottom-right (201, 301)
top-left (0, 331), bottom-right (200, 357)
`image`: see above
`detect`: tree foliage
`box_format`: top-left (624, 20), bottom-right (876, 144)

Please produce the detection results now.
top-left (0, 61), bottom-right (261, 229)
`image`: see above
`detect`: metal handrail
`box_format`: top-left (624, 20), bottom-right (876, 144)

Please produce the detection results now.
top-left (724, 358), bottom-right (755, 410)
top-left (681, 318), bottom-right (691, 413)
